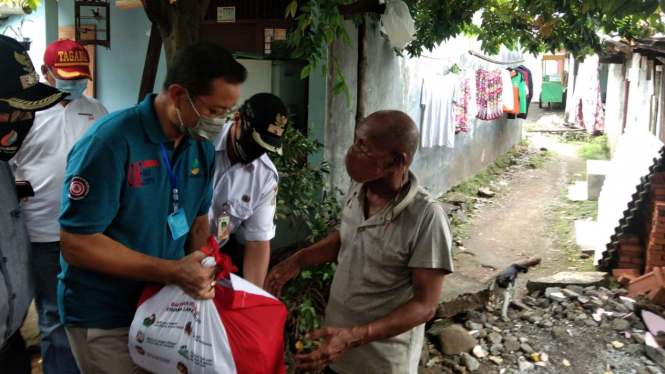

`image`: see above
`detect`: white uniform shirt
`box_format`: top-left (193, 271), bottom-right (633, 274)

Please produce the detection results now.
top-left (208, 121), bottom-right (279, 248)
top-left (12, 95), bottom-right (108, 242)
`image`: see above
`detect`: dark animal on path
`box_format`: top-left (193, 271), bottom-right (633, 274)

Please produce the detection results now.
top-left (490, 264), bottom-right (528, 318)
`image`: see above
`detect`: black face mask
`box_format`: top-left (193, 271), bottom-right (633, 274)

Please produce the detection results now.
top-left (0, 112), bottom-right (34, 162)
top-left (234, 116), bottom-right (266, 164)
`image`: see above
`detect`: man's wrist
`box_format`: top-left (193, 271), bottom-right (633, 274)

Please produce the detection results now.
top-left (162, 259), bottom-right (179, 285)
top-left (292, 250), bottom-right (308, 269)
top-left (348, 325), bottom-right (370, 347)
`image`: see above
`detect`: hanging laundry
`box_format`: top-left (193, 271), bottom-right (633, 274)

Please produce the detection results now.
top-left (572, 55), bottom-right (604, 133)
top-left (516, 66), bottom-right (533, 119)
top-left (454, 70), bottom-right (475, 133)
top-left (476, 69), bottom-right (503, 121)
top-left (501, 70), bottom-right (515, 113)
top-left (518, 73), bottom-right (527, 114)
top-left (421, 74), bottom-right (459, 148)
top-left (507, 66), bottom-right (534, 120)
top-left (504, 71), bottom-right (521, 115)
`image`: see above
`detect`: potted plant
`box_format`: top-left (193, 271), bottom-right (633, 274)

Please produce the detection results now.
top-left (3, 19), bottom-right (33, 51)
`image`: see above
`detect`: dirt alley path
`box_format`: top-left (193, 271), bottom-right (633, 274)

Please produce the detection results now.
top-left (452, 108), bottom-right (588, 291)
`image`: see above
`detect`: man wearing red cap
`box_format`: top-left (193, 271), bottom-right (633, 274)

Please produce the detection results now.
top-left (10, 39), bottom-right (107, 374)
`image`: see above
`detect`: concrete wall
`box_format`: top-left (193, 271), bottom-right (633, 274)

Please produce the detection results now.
top-left (324, 21), bottom-right (523, 195)
top-left (599, 51), bottom-right (665, 155)
top-left (307, 67), bottom-right (327, 168)
top-left (599, 63), bottom-right (609, 102)
top-left (625, 54), bottom-right (651, 133)
top-left (270, 60), bottom-right (309, 130)
top-left (605, 63), bottom-right (627, 156)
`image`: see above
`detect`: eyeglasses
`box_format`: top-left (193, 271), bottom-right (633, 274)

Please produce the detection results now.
top-left (349, 139), bottom-right (384, 160)
top-left (190, 93), bottom-right (239, 120)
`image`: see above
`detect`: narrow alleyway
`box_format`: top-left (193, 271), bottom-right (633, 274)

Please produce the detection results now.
top-left (453, 106), bottom-right (590, 290)
top-left (419, 106), bottom-right (650, 374)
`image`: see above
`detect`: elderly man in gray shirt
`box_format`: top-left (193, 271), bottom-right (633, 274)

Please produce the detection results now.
top-left (266, 110), bottom-right (453, 374)
top-left (0, 35), bottom-right (66, 373)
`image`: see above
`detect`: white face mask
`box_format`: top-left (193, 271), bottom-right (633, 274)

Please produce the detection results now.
top-left (175, 91), bottom-right (226, 142)
top-left (55, 78), bottom-right (88, 101)
top-left (48, 67), bottom-right (87, 100)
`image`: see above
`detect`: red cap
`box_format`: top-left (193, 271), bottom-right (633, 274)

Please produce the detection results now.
top-left (43, 40), bottom-right (92, 80)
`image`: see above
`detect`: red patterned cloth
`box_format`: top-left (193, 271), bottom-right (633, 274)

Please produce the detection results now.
top-left (476, 69), bottom-right (504, 121)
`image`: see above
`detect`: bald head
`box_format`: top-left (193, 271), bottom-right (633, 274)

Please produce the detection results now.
top-left (360, 110), bottom-right (419, 164)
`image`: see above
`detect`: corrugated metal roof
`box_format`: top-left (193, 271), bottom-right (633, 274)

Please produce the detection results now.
top-left (635, 38), bottom-right (665, 54)
top-left (602, 37), bottom-right (665, 57)
top-left (598, 148), bottom-right (665, 271)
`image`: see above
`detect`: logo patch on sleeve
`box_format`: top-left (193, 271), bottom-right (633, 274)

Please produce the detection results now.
top-left (68, 176), bottom-right (90, 200)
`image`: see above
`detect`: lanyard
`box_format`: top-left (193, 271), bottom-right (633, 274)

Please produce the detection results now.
top-left (160, 143), bottom-right (183, 211)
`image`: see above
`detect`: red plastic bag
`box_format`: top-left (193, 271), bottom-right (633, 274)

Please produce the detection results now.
top-left (129, 237), bottom-right (287, 374)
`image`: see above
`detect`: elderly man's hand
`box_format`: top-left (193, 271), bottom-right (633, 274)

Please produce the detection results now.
top-left (293, 326), bottom-right (367, 371)
top-left (264, 256), bottom-right (302, 298)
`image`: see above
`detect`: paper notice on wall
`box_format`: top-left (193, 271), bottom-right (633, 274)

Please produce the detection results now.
top-left (274, 29), bottom-right (287, 41)
top-left (217, 7), bottom-right (235, 23)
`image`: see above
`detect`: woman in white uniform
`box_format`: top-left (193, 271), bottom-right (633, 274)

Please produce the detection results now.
top-left (208, 93), bottom-right (287, 287)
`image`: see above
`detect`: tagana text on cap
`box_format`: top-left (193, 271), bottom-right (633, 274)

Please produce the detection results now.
top-left (44, 39), bottom-right (92, 80)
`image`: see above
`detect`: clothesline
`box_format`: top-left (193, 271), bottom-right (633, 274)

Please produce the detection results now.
top-left (419, 54), bottom-right (459, 61)
top-left (468, 50), bottom-right (525, 65)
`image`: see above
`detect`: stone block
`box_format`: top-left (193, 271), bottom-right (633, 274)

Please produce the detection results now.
top-left (587, 160), bottom-right (611, 201)
top-left (437, 273), bottom-right (490, 318)
top-left (527, 272), bottom-right (609, 294)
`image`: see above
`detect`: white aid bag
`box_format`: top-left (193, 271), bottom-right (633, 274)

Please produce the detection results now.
top-left (129, 237), bottom-right (287, 374)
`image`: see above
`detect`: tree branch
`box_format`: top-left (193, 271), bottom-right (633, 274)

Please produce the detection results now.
top-left (338, 0), bottom-right (385, 16)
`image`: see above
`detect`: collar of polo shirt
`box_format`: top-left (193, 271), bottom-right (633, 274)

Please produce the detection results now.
top-left (350, 170), bottom-right (420, 226)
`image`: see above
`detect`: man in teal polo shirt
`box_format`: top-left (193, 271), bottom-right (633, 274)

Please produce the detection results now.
top-left (58, 41), bottom-right (247, 374)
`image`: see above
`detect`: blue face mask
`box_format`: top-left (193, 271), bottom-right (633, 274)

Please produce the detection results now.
top-left (54, 78), bottom-right (88, 100)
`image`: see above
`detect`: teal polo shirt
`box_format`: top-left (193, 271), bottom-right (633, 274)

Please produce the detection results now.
top-left (58, 94), bottom-right (215, 329)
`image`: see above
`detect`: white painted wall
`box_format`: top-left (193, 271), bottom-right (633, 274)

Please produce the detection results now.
top-left (236, 59), bottom-right (273, 105)
top-left (605, 63), bottom-right (627, 156)
top-left (625, 54), bottom-right (651, 132)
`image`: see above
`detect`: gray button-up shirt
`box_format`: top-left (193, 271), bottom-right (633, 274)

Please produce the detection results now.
top-left (0, 161), bottom-right (33, 347)
top-left (326, 170), bottom-right (453, 374)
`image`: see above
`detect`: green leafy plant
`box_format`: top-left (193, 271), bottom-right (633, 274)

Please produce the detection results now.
top-left (272, 125), bottom-right (342, 245)
top-left (285, 0), bottom-right (353, 106)
top-left (284, 0), bottom-right (665, 107)
top-left (1, 0), bottom-right (43, 11)
top-left (270, 125), bottom-right (342, 372)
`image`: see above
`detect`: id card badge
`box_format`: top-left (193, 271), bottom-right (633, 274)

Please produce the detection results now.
top-left (167, 209), bottom-right (190, 240)
top-left (217, 214), bottom-right (231, 241)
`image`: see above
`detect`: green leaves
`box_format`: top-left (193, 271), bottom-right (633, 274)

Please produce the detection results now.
top-left (601, 0), bottom-right (659, 17)
top-left (324, 28), bottom-right (335, 44)
top-left (285, 0), bottom-right (664, 115)
top-left (272, 123), bottom-right (341, 246)
top-left (300, 65), bottom-right (311, 79)
top-left (1, 0), bottom-right (43, 11)
top-left (284, 0), bottom-right (356, 106)
top-left (290, 0), bottom-right (298, 18)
